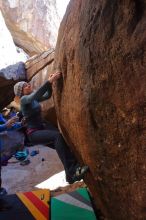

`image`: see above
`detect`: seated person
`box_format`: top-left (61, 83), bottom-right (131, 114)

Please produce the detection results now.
top-left (0, 114), bottom-right (25, 166)
top-left (0, 116), bottom-right (21, 197)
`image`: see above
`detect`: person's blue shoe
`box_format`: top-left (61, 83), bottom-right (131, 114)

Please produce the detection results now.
top-left (30, 150), bottom-right (39, 157)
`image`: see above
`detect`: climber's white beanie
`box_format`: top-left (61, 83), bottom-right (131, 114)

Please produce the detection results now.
top-left (14, 81), bottom-right (27, 97)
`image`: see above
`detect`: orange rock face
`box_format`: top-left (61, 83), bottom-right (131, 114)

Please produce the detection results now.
top-left (54, 0), bottom-right (146, 219)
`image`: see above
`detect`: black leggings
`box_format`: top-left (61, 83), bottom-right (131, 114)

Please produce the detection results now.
top-left (28, 123), bottom-right (79, 177)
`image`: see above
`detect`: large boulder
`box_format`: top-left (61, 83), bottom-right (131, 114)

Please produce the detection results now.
top-left (0, 0), bottom-right (60, 55)
top-left (54, 0), bottom-right (146, 219)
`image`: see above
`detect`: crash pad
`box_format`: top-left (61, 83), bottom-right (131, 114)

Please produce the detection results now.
top-left (0, 189), bottom-right (50, 220)
top-left (51, 187), bottom-right (97, 220)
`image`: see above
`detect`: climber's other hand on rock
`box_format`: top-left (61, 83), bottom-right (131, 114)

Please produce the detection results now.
top-left (48, 72), bottom-right (62, 84)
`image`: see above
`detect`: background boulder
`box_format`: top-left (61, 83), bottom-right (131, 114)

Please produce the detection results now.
top-left (0, 62), bottom-right (26, 110)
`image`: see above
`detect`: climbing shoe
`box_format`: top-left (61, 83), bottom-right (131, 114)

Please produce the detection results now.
top-left (66, 165), bottom-right (89, 184)
top-left (15, 149), bottom-right (29, 161)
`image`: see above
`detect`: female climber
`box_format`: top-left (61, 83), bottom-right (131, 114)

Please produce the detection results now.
top-left (14, 72), bottom-right (88, 184)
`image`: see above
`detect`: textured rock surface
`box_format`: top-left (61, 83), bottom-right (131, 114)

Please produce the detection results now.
top-left (26, 49), bottom-right (54, 81)
top-left (0, 62), bottom-right (26, 110)
top-left (54, 0), bottom-right (146, 219)
top-left (0, 77), bottom-right (18, 110)
top-left (0, 0), bottom-right (60, 55)
top-left (26, 49), bottom-right (57, 125)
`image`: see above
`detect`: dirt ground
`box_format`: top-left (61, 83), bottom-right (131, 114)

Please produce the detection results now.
top-left (1, 145), bottom-right (85, 196)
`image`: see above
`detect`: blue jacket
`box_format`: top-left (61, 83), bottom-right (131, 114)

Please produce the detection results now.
top-left (0, 124), bottom-right (7, 132)
top-left (0, 113), bottom-right (6, 125)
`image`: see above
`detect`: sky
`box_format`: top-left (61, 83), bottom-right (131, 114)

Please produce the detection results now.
top-left (56, 0), bottom-right (70, 18)
top-left (0, 11), bottom-right (28, 69)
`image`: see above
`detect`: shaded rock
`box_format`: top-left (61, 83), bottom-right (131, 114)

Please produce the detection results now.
top-left (54, 0), bottom-right (146, 219)
top-left (0, 62), bottom-right (26, 110)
